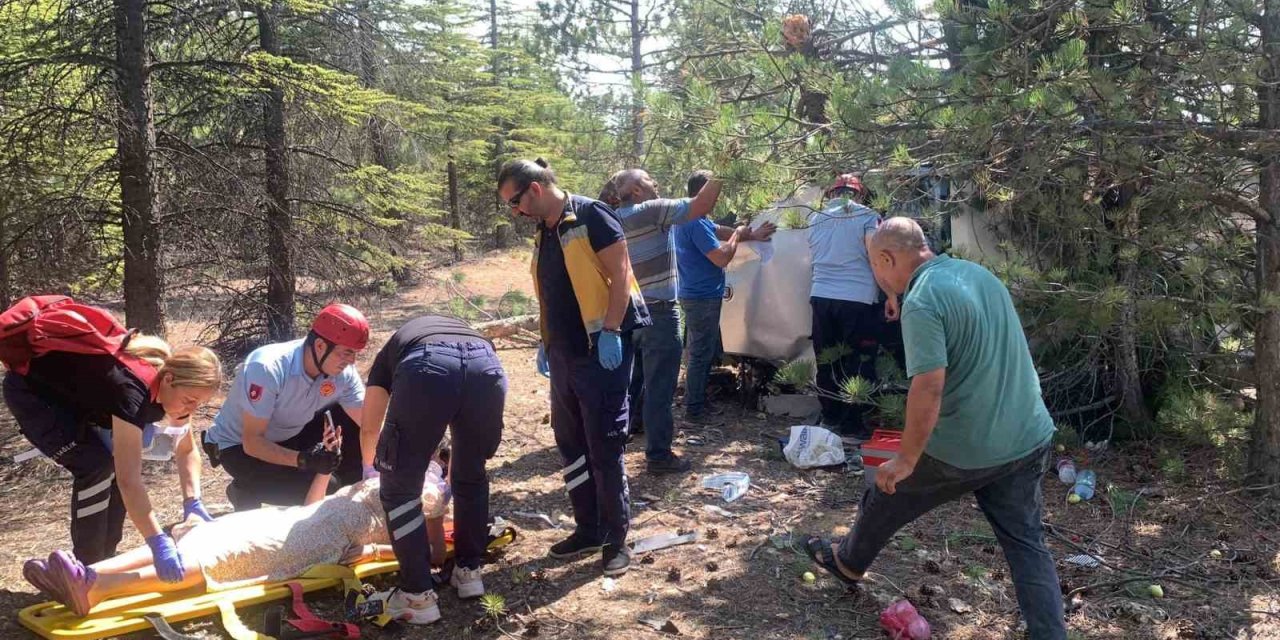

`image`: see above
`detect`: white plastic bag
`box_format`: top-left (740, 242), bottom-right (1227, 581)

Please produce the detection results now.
top-left (782, 425), bottom-right (846, 469)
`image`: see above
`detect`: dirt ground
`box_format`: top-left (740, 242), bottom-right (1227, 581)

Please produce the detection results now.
top-left (1, 248), bottom-right (1278, 639)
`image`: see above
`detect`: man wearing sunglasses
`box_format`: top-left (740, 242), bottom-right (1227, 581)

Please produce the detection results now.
top-left (497, 158), bottom-right (650, 577)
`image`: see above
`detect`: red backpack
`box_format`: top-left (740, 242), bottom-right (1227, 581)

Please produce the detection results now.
top-left (0, 295), bottom-right (157, 384)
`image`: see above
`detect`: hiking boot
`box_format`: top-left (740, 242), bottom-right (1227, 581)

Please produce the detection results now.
top-left (548, 532), bottom-right (603, 559)
top-left (646, 453), bottom-right (692, 474)
top-left (602, 544), bottom-right (631, 577)
top-left (683, 409), bottom-right (723, 426)
top-left (374, 588), bottom-right (441, 625)
top-left (450, 565), bottom-right (485, 599)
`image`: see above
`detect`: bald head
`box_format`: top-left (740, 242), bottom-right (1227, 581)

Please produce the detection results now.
top-left (871, 216), bottom-right (928, 253)
top-left (867, 216), bottom-right (934, 296)
top-left (612, 169), bottom-right (658, 204)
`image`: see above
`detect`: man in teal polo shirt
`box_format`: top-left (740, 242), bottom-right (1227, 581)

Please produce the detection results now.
top-left (804, 217), bottom-right (1065, 639)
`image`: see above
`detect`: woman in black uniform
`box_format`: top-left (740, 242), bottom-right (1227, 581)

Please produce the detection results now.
top-left (4, 334), bottom-right (223, 587)
top-left (360, 315), bottom-right (506, 625)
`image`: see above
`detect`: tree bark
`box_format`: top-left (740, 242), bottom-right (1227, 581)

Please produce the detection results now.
top-left (357, 2), bottom-right (392, 171)
top-left (356, 1), bottom-right (411, 283)
top-left (1249, 0), bottom-right (1280, 490)
top-left (629, 0), bottom-right (644, 161)
top-left (448, 152), bottom-right (462, 262)
top-left (490, 0), bottom-right (509, 250)
top-left (1082, 3), bottom-right (1150, 429)
top-left (114, 0), bottom-right (165, 335)
top-left (1116, 218), bottom-right (1151, 426)
top-left (0, 205), bottom-right (9, 309)
top-left (258, 0), bottom-right (295, 341)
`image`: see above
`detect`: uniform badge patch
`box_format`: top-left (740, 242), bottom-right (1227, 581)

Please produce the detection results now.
top-left (248, 383), bottom-right (263, 403)
top-left (320, 380), bottom-right (336, 398)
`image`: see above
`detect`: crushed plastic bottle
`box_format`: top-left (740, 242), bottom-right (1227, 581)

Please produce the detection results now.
top-left (1071, 469), bottom-right (1097, 501)
top-left (700, 472), bottom-right (750, 502)
top-left (880, 599), bottom-right (931, 639)
top-left (1055, 457), bottom-right (1077, 484)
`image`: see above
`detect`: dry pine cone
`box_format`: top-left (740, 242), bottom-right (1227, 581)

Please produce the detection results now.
top-left (782, 14), bottom-right (811, 49)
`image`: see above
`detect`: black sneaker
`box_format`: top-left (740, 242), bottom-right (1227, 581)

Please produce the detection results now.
top-left (548, 532), bottom-right (603, 559)
top-left (646, 453), bottom-right (692, 474)
top-left (683, 410), bottom-right (723, 426)
top-left (602, 544), bottom-right (631, 576)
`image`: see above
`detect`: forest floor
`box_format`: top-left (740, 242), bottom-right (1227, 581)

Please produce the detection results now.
top-left (0, 248), bottom-right (1278, 639)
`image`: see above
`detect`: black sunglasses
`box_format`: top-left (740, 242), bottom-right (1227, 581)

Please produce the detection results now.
top-left (507, 184), bottom-right (531, 208)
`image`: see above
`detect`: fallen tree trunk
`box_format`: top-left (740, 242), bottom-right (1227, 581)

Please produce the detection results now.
top-left (474, 314), bottom-right (539, 339)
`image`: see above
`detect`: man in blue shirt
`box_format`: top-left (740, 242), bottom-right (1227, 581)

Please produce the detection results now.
top-left (204, 304), bottom-right (371, 510)
top-left (807, 174), bottom-right (895, 443)
top-left (805, 217), bottom-right (1065, 640)
top-left (674, 170), bottom-right (775, 420)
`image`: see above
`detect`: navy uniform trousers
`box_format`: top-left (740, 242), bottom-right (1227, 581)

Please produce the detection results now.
top-left (375, 341), bottom-right (506, 593)
top-left (546, 334), bottom-right (633, 547)
top-left (3, 373), bottom-right (125, 564)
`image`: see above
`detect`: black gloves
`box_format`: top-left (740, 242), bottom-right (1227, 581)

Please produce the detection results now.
top-left (298, 442), bottom-right (341, 474)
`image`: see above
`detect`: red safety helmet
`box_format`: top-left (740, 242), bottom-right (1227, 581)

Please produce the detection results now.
top-left (826, 173), bottom-right (867, 198)
top-left (311, 303), bottom-right (369, 350)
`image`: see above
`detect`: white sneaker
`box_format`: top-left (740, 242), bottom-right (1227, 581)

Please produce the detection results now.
top-left (451, 565), bottom-right (485, 599)
top-left (375, 588), bottom-right (441, 625)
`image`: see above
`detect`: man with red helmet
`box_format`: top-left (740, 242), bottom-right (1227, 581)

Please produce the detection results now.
top-left (204, 303), bottom-right (373, 509)
top-left (808, 174), bottom-right (898, 446)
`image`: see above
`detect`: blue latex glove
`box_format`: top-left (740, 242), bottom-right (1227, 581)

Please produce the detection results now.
top-left (536, 343), bottom-right (551, 378)
top-left (146, 533), bottom-right (186, 583)
top-left (597, 331), bottom-right (623, 370)
top-left (362, 463), bottom-right (380, 480)
top-left (182, 497), bottom-right (213, 522)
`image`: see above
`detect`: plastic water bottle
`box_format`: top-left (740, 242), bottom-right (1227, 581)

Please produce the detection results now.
top-left (1071, 470), bottom-right (1096, 501)
top-left (1055, 457), bottom-right (1077, 484)
top-left (880, 600), bottom-right (931, 639)
top-left (701, 472), bottom-right (750, 502)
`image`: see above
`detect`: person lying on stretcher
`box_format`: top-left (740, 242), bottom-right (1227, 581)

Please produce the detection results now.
top-left (24, 432), bottom-right (452, 617)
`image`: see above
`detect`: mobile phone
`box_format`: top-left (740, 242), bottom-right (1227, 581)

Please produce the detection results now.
top-left (323, 410), bottom-right (337, 449)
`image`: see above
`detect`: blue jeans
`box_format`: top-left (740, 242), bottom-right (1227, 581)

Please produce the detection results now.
top-left (839, 443), bottom-right (1066, 639)
top-left (376, 341), bottom-right (506, 592)
top-left (628, 301), bottom-right (682, 461)
top-left (679, 298), bottom-right (722, 416)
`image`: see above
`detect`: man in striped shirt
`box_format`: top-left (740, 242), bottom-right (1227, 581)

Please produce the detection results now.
top-left (609, 169), bottom-right (756, 473)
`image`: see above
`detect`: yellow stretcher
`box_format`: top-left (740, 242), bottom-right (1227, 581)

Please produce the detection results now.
top-left (18, 561), bottom-right (395, 639)
top-left (18, 526), bottom-right (518, 639)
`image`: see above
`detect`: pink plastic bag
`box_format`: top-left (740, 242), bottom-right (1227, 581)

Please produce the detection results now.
top-left (880, 600), bottom-right (931, 639)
